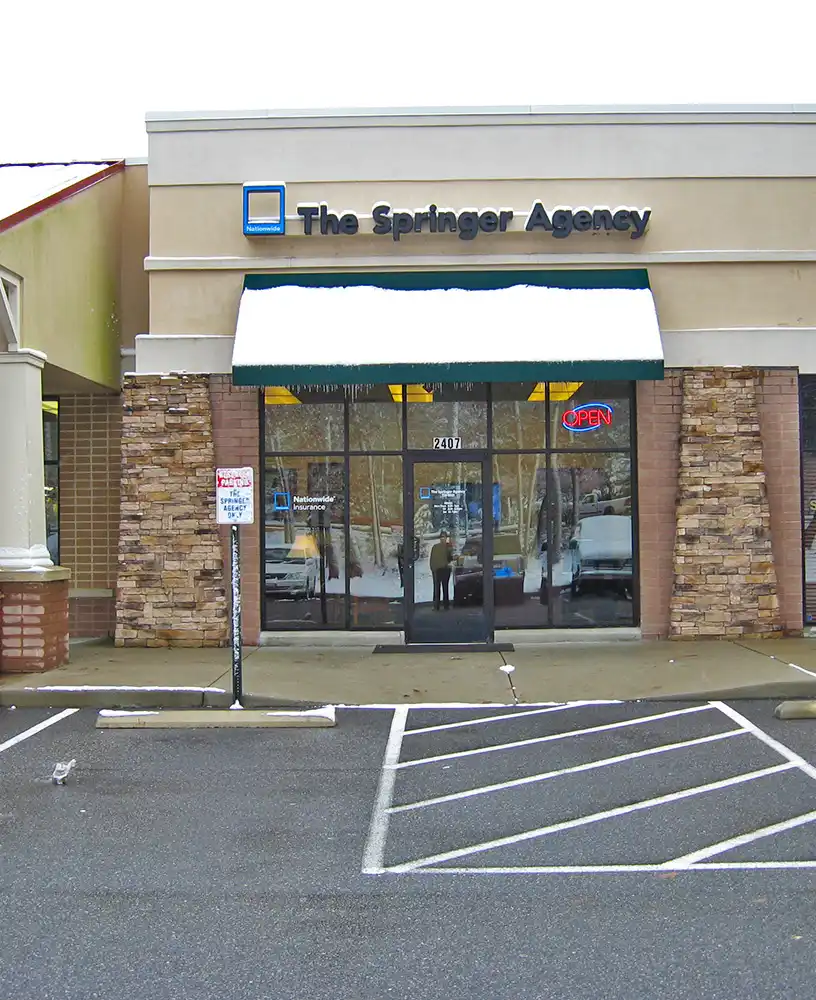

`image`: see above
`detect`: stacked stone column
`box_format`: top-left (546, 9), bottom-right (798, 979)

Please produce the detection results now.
top-left (670, 368), bottom-right (781, 638)
top-left (115, 375), bottom-right (227, 647)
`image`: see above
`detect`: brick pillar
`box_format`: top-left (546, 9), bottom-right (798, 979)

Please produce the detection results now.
top-left (758, 370), bottom-right (803, 634)
top-left (115, 375), bottom-right (227, 647)
top-left (636, 376), bottom-right (682, 639)
top-left (209, 377), bottom-right (261, 645)
top-left (670, 368), bottom-right (781, 638)
top-left (0, 572), bottom-right (70, 672)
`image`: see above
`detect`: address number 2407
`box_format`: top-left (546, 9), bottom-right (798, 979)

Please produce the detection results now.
top-left (432, 436), bottom-right (462, 450)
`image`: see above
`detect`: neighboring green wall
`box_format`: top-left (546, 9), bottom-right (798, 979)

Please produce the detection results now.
top-left (0, 173), bottom-right (124, 389)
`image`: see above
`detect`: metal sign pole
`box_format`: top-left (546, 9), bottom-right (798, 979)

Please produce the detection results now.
top-left (230, 523), bottom-right (243, 707)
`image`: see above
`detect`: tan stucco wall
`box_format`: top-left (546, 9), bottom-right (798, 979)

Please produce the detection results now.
top-left (148, 178), bottom-right (816, 260)
top-left (148, 262), bottom-right (816, 339)
top-left (120, 164), bottom-right (149, 350)
top-left (0, 174), bottom-right (124, 388)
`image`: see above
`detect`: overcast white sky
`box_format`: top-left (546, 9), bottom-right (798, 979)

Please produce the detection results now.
top-left (2, 0), bottom-right (813, 162)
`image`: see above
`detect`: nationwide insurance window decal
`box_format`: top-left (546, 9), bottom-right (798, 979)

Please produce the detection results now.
top-left (243, 184), bottom-right (651, 241)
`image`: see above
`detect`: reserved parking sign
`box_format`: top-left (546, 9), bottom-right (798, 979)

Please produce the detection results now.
top-left (216, 467), bottom-right (255, 524)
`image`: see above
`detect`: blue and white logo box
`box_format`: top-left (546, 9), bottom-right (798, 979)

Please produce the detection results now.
top-left (243, 184), bottom-right (286, 236)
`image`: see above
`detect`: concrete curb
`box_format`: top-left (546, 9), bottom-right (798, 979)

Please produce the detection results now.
top-left (95, 707), bottom-right (337, 729)
top-left (774, 700), bottom-right (816, 720)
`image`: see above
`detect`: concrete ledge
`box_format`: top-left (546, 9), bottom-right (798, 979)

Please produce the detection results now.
top-left (95, 707), bottom-right (337, 728)
top-left (774, 700), bottom-right (816, 719)
top-left (0, 566), bottom-right (71, 583)
top-left (260, 631), bottom-right (400, 647)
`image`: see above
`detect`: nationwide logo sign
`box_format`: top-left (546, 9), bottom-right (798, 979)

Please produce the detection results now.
top-left (243, 183), bottom-right (651, 241)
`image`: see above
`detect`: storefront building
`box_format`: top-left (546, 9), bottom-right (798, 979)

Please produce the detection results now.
top-left (112, 105), bottom-right (812, 648)
top-left (5, 106), bottom-right (814, 669)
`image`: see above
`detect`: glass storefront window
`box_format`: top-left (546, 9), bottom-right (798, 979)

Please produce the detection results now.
top-left (349, 386), bottom-right (402, 451)
top-left (263, 456), bottom-right (346, 628)
top-left (349, 456), bottom-right (404, 627)
top-left (406, 383), bottom-right (487, 450)
top-left (550, 381), bottom-right (631, 450)
top-left (262, 379), bottom-right (637, 632)
top-left (492, 382), bottom-right (547, 450)
top-left (264, 387), bottom-right (344, 452)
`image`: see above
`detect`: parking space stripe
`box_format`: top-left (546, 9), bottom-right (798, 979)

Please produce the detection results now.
top-left (403, 702), bottom-right (603, 736)
top-left (0, 708), bottom-right (79, 754)
top-left (409, 861), bottom-right (816, 874)
top-left (388, 728), bottom-right (748, 813)
top-left (710, 701), bottom-right (816, 781)
top-left (362, 706), bottom-right (409, 875)
top-left (666, 809), bottom-right (816, 868)
top-left (387, 762), bottom-right (795, 872)
top-left (392, 705), bottom-right (716, 769)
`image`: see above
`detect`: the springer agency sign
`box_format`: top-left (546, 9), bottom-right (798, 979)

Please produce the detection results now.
top-left (242, 184), bottom-right (651, 241)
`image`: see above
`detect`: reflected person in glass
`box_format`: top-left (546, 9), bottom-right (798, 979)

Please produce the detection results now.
top-left (430, 532), bottom-right (453, 611)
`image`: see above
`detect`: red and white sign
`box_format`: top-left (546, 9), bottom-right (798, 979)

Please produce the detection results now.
top-left (216, 467), bottom-right (255, 524)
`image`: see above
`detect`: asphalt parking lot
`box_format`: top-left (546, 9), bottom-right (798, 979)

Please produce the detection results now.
top-left (1, 702), bottom-right (815, 1000)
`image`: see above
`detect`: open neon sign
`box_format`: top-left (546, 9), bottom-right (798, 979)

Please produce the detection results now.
top-left (562, 402), bottom-right (614, 433)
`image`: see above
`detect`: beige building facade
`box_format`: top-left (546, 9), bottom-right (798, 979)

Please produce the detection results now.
top-left (5, 106), bottom-right (815, 670)
top-left (117, 106), bottom-right (815, 648)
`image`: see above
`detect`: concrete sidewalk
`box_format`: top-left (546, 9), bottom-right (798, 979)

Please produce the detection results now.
top-left (2, 636), bottom-right (816, 708)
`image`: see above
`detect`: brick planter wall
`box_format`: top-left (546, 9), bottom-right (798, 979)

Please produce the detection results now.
top-left (115, 375), bottom-right (228, 647)
top-left (670, 368), bottom-right (782, 638)
top-left (0, 578), bottom-right (70, 672)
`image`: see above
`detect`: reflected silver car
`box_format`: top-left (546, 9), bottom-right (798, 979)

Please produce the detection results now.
top-left (570, 515), bottom-right (633, 596)
top-left (264, 546), bottom-right (318, 599)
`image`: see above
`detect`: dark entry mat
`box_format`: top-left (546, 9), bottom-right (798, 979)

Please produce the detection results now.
top-left (373, 642), bottom-right (515, 654)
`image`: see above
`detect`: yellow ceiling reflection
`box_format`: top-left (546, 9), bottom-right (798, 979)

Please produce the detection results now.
top-left (548, 382), bottom-right (583, 402)
top-left (388, 384), bottom-right (434, 402)
top-left (264, 386), bottom-right (301, 405)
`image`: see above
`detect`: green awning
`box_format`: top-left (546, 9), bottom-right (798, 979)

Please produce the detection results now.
top-left (231, 284), bottom-right (664, 386)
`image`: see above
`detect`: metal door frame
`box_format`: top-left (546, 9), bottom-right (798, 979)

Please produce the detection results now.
top-left (404, 451), bottom-right (494, 644)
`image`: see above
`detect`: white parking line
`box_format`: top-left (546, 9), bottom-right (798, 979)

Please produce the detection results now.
top-left (710, 701), bottom-right (816, 781)
top-left (388, 728), bottom-right (748, 813)
top-left (392, 704), bottom-right (715, 769)
top-left (403, 702), bottom-right (603, 736)
top-left (387, 763), bottom-right (795, 872)
top-left (666, 809), bottom-right (816, 868)
top-left (0, 708), bottom-right (80, 754)
top-left (410, 861), bottom-right (816, 874)
top-left (362, 706), bottom-right (409, 875)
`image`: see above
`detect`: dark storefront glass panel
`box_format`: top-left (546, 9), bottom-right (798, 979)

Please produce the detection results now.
top-left (44, 463), bottom-right (59, 565)
top-left (263, 456), bottom-right (346, 628)
top-left (492, 454), bottom-right (549, 627)
top-left (549, 381), bottom-right (632, 450)
top-left (43, 400), bottom-right (59, 564)
top-left (407, 383), bottom-right (487, 450)
top-left (264, 387), bottom-right (344, 452)
top-left (348, 386), bottom-right (402, 451)
top-left (800, 377), bottom-right (816, 622)
top-left (349, 456), bottom-right (404, 627)
top-left (492, 382), bottom-right (548, 450)
top-left (545, 453), bottom-right (634, 627)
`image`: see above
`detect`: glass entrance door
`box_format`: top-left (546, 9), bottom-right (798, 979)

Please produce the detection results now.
top-left (406, 458), bottom-right (492, 643)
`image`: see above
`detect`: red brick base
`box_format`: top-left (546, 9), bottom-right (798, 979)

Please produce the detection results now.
top-left (0, 578), bottom-right (70, 673)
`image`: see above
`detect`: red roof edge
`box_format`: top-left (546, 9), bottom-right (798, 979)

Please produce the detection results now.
top-left (0, 160), bottom-right (126, 234)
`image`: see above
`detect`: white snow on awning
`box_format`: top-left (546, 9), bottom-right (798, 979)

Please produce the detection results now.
top-left (0, 163), bottom-right (115, 224)
top-left (231, 284), bottom-right (664, 386)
